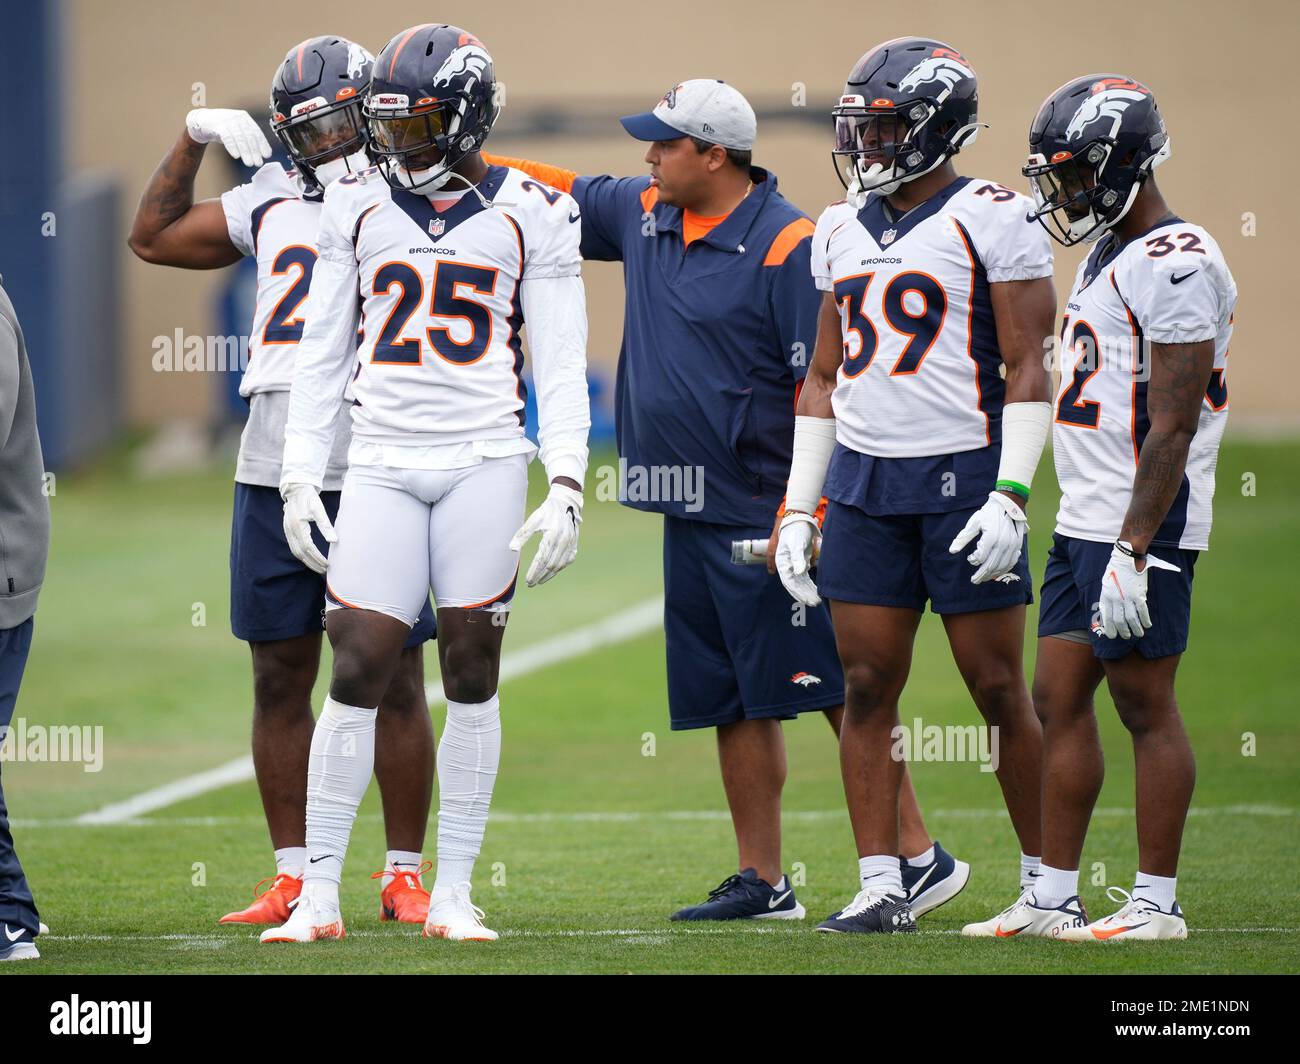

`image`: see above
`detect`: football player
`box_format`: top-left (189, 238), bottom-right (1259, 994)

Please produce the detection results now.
top-left (973, 75), bottom-right (1235, 941)
top-left (262, 24), bottom-right (590, 944)
top-left (128, 36), bottom-right (438, 927)
top-left (775, 37), bottom-right (1057, 933)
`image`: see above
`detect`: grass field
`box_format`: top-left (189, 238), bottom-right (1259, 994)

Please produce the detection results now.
top-left (2, 440), bottom-right (1298, 975)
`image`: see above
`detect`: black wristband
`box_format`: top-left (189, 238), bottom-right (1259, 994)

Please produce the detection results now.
top-left (1115, 540), bottom-right (1145, 561)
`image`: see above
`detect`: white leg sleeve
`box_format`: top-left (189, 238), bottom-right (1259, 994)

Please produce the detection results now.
top-left (433, 694), bottom-right (502, 892)
top-left (303, 696), bottom-right (377, 888)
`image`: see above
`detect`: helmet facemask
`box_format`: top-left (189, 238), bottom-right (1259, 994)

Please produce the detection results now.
top-left (832, 96), bottom-right (981, 202)
top-left (365, 91), bottom-right (496, 196)
top-left (272, 95), bottom-right (368, 190)
top-left (1024, 136), bottom-right (1171, 246)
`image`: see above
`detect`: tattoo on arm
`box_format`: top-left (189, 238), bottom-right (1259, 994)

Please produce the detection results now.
top-left (1119, 339), bottom-right (1214, 552)
top-left (133, 133), bottom-right (206, 242)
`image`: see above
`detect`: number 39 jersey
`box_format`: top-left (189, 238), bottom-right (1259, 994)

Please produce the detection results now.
top-left (318, 164), bottom-right (582, 447)
top-left (221, 162), bottom-right (322, 398)
top-left (811, 176), bottom-right (1054, 458)
top-left (1052, 219), bottom-right (1236, 551)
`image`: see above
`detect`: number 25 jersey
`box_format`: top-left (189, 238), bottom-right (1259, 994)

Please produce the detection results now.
top-left (319, 164), bottom-right (582, 446)
top-left (1052, 219), bottom-right (1235, 551)
top-left (811, 176), bottom-right (1054, 459)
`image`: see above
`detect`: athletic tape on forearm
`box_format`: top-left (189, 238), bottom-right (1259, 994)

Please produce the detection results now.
top-left (786, 416), bottom-right (838, 514)
top-left (995, 402), bottom-right (1052, 498)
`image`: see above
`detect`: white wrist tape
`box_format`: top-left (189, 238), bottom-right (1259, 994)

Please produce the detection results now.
top-left (786, 416), bottom-right (838, 514)
top-left (996, 402), bottom-right (1052, 497)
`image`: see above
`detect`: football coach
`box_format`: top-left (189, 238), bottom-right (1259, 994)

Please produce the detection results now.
top-left (488, 81), bottom-right (856, 919)
top-left (0, 279), bottom-right (50, 962)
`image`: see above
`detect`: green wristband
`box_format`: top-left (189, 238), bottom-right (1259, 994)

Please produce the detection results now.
top-left (995, 479), bottom-right (1031, 500)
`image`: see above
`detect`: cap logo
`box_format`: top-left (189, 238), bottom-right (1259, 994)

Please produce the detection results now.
top-left (662, 83), bottom-right (683, 109)
top-left (702, 122), bottom-right (714, 134)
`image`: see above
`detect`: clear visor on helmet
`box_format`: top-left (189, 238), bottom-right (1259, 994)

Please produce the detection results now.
top-left (280, 102), bottom-right (365, 163)
top-left (833, 111), bottom-right (906, 167)
top-left (367, 107), bottom-right (448, 154)
top-left (1025, 154), bottom-right (1096, 222)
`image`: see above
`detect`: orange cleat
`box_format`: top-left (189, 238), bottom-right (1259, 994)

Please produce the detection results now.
top-left (219, 873), bottom-right (303, 925)
top-left (372, 861), bottom-right (433, 923)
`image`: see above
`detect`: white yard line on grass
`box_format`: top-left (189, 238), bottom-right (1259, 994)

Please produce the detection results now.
top-left (16, 803), bottom-right (1297, 830)
top-left (70, 597), bottom-right (664, 827)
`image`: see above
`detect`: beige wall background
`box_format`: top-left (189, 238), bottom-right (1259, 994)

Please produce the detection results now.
top-left (70, 0), bottom-right (1298, 426)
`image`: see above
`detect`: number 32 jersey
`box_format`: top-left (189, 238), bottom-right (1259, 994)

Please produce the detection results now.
top-left (811, 176), bottom-right (1054, 458)
top-left (1052, 220), bottom-right (1236, 551)
top-left (318, 164), bottom-right (582, 447)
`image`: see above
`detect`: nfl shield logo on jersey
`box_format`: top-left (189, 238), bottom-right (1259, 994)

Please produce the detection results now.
top-left (881, 228), bottom-right (897, 246)
top-left (428, 217), bottom-right (446, 237)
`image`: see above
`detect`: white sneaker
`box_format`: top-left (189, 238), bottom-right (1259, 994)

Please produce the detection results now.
top-left (964, 889), bottom-right (1089, 939)
top-left (259, 883), bottom-right (345, 943)
top-left (423, 883), bottom-right (498, 942)
top-left (1058, 887), bottom-right (1187, 942)
top-left (961, 885), bottom-right (1036, 937)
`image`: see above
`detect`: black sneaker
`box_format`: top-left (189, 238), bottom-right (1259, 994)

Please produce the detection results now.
top-left (816, 889), bottom-right (917, 934)
top-left (900, 840), bottom-right (971, 917)
top-left (670, 868), bottom-right (806, 921)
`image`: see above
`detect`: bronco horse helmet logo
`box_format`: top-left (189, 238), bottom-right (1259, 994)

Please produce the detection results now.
top-left (1065, 78), bottom-right (1151, 142)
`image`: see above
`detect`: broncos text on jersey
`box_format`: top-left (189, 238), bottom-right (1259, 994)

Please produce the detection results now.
top-left (1052, 219), bottom-right (1236, 551)
top-left (811, 176), bottom-right (1054, 460)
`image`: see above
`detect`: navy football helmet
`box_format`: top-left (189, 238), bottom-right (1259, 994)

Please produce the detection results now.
top-left (1024, 75), bottom-right (1171, 246)
top-left (270, 36), bottom-right (374, 190)
top-left (364, 24), bottom-right (500, 195)
top-left (832, 37), bottom-right (982, 198)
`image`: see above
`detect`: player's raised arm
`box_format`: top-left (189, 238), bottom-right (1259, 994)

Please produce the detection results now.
top-left (128, 110), bottom-right (272, 268)
top-left (277, 188), bottom-right (361, 573)
top-left (482, 153), bottom-right (578, 193)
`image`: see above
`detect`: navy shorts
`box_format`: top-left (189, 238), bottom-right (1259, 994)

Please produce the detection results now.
top-left (230, 483), bottom-right (435, 646)
top-left (1038, 532), bottom-right (1198, 660)
top-left (663, 516), bottom-right (845, 731)
top-left (817, 500), bottom-right (1032, 614)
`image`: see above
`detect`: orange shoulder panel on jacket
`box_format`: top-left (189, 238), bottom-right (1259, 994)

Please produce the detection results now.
top-left (639, 185), bottom-right (659, 213)
top-left (763, 217), bottom-right (815, 266)
top-left (480, 153), bottom-right (578, 193)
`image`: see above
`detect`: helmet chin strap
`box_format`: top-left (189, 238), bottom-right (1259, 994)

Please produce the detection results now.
top-left (1078, 137), bottom-right (1172, 244)
top-left (312, 150), bottom-right (368, 189)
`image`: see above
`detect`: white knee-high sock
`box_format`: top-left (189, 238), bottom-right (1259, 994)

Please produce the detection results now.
top-left (303, 696), bottom-right (377, 904)
top-left (434, 694), bottom-right (501, 893)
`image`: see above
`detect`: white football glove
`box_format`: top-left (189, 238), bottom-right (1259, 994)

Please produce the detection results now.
top-left (775, 511), bottom-right (822, 607)
top-left (509, 483), bottom-right (583, 588)
top-left (948, 490), bottom-right (1028, 585)
top-left (185, 108), bottom-right (272, 168)
top-left (281, 483), bottom-right (336, 575)
top-left (1097, 542), bottom-right (1180, 641)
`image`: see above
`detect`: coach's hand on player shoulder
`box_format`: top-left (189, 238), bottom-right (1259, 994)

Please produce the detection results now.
top-left (185, 108), bottom-right (272, 168)
top-left (1098, 542), bottom-right (1181, 640)
top-left (281, 483), bottom-right (337, 575)
top-left (949, 490), bottom-right (1028, 585)
top-left (775, 511), bottom-right (822, 607)
top-left (509, 482), bottom-right (583, 588)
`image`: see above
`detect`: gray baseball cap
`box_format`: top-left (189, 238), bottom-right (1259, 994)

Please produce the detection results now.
top-left (620, 79), bottom-right (756, 151)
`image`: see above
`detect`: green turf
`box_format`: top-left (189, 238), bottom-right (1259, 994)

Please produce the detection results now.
top-left (2, 441), bottom-right (1297, 974)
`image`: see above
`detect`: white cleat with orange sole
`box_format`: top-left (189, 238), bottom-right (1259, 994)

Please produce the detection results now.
top-left (1058, 887), bottom-right (1187, 942)
top-left (259, 884), bottom-right (346, 944)
top-left (962, 889), bottom-right (1089, 939)
top-left (423, 883), bottom-right (498, 942)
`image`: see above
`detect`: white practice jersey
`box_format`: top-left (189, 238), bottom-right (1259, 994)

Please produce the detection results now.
top-left (1052, 219), bottom-right (1235, 551)
top-left (281, 164), bottom-right (590, 489)
top-left (221, 163), bottom-right (323, 397)
top-left (812, 176), bottom-right (1054, 458)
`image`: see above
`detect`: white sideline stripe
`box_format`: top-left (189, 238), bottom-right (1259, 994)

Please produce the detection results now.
top-left (70, 597), bottom-right (664, 826)
top-left (18, 802), bottom-right (1297, 830)
top-left (38, 926), bottom-right (1300, 943)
